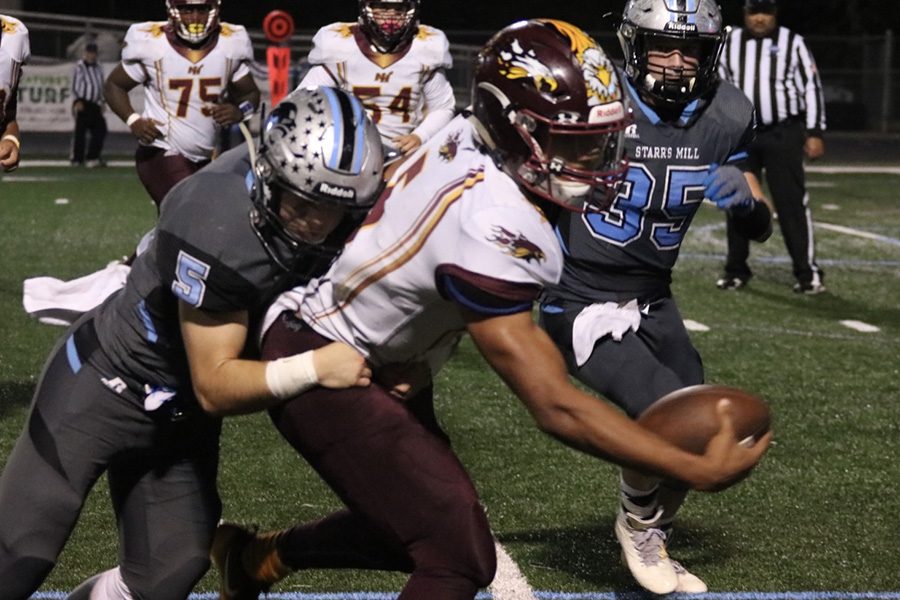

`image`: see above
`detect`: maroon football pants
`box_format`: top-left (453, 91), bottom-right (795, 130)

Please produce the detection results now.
top-left (262, 312), bottom-right (497, 600)
top-left (135, 146), bottom-right (209, 210)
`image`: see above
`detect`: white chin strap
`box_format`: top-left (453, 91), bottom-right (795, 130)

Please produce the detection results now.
top-left (549, 174), bottom-right (590, 206)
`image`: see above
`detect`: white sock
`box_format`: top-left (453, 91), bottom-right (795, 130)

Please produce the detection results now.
top-left (66, 567), bottom-right (134, 600)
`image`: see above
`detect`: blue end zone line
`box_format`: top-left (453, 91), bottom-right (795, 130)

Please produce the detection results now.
top-left (30, 593), bottom-right (900, 599)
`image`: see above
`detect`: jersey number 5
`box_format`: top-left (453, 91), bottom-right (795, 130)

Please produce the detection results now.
top-left (172, 250), bottom-right (211, 307)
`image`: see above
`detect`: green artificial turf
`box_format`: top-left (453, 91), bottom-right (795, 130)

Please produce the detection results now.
top-left (0, 167), bottom-right (897, 595)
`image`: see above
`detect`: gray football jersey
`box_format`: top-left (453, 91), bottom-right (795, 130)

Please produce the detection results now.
top-left (549, 77), bottom-right (754, 303)
top-left (92, 145), bottom-right (300, 394)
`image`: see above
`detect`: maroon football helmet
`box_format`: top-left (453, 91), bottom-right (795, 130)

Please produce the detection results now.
top-left (166, 0), bottom-right (221, 44)
top-left (471, 19), bottom-right (630, 212)
top-left (358, 0), bottom-right (420, 53)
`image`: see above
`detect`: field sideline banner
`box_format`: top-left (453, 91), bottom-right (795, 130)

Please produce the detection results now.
top-left (15, 62), bottom-right (273, 133)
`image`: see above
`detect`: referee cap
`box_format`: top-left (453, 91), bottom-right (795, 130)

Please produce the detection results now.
top-left (744, 0), bottom-right (777, 11)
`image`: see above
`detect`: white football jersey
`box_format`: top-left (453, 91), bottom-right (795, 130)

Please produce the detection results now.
top-left (121, 22), bottom-right (253, 162)
top-left (266, 116), bottom-right (563, 374)
top-left (0, 15), bottom-right (30, 121)
top-left (301, 23), bottom-right (454, 145)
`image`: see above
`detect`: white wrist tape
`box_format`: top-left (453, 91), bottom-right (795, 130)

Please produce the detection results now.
top-left (126, 113), bottom-right (141, 127)
top-left (265, 351), bottom-right (319, 399)
top-left (1, 134), bottom-right (20, 149)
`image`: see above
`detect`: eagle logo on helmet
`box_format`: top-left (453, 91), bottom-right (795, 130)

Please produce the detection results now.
top-left (497, 39), bottom-right (558, 94)
top-left (487, 226), bottom-right (546, 263)
top-left (583, 47), bottom-right (620, 104)
top-left (538, 19), bottom-right (621, 105)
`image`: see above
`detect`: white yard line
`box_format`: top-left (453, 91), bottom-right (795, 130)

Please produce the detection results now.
top-left (19, 159), bottom-right (133, 168)
top-left (683, 319), bottom-right (711, 332)
top-left (814, 222), bottom-right (900, 247)
top-left (839, 320), bottom-right (881, 333)
top-left (806, 165), bottom-right (900, 175)
top-left (489, 540), bottom-right (538, 600)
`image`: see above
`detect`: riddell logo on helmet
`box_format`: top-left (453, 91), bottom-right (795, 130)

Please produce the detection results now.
top-left (317, 182), bottom-right (356, 200)
top-left (589, 101), bottom-right (625, 125)
top-left (664, 22), bottom-right (698, 33)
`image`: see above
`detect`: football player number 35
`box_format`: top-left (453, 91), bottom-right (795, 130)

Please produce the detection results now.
top-left (172, 250), bottom-right (210, 307)
top-left (584, 165), bottom-right (707, 249)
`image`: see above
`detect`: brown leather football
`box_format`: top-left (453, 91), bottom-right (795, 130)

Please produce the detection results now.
top-left (638, 384), bottom-right (771, 455)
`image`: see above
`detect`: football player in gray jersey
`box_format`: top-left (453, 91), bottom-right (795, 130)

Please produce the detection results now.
top-left (0, 87), bottom-right (383, 600)
top-left (540, 0), bottom-right (772, 594)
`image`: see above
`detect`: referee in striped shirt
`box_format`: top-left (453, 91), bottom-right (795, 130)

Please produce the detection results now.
top-left (717, 0), bottom-right (827, 294)
top-left (70, 42), bottom-right (107, 167)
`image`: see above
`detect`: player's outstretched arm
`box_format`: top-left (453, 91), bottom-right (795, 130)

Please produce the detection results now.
top-left (179, 303), bottom-right (370, 416)
top-left (464, 309), bottom-right (770, 491)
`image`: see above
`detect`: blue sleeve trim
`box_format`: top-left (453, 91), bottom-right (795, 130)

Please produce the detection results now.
top-left (66, 335), bottom-right (82, 374)
top-left (441, 275), bottom-right (532, 316)
top-left (554, 225), bottom-right (570, 256)
top-left (138, 300), bottom-right (159, 344)
top-left (540, 303), bottom-right (564, 314)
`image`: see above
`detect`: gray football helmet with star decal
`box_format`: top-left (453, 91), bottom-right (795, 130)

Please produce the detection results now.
top-left (251, 86), bottom-right (384, 277)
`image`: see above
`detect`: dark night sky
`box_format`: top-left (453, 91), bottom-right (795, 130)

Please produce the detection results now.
top-left (16, 0), bottom-right (900, 38)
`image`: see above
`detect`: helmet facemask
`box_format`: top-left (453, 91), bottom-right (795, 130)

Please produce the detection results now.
top-left (621, 25), bottom-right (723, 105)
top-left (507, 104), bottom-right (629, 212)
top-left (359, 0), bottom-right (420, 53)
top-left (166, 0), bottom-right (221, 45)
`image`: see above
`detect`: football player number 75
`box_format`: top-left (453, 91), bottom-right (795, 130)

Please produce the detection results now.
top-left (169, 77), bottom-right (223, 118)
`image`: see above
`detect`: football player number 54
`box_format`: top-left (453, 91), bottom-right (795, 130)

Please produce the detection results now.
top-left (352, 85), bottom-right (413, 124)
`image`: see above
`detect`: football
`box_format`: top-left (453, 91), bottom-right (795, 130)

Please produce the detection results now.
top-left (638, 384), bottom-right (771, 456)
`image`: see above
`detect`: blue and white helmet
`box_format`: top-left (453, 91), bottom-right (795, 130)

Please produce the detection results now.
top-left (618, 0), bottom-right (725, 105)
top-left (252, 86), bottom-right (384, 278)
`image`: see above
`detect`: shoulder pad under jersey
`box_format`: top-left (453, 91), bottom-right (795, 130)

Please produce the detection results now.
top-left (411, 25), bottom-right (452, 70)
top-left (308, 23), bottom-right (358, 64)
top-left (0, 15), bottom-right (30, 63)
top-left (122, 21), bottom-right (169, 64)
top-left (217, 22), bottom-right (253, 62)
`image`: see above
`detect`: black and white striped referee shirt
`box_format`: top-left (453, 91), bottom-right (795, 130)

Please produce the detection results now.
top-left (719, 26), bottom-right (826, 135)
top-left (72, 59), bottom-right (105, 105)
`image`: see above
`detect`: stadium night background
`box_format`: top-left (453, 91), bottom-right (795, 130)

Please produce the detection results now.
top-left (2, 0), bottom-right (900, 36)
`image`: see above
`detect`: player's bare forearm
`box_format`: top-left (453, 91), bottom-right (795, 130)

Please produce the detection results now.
top-left (1, 118), bottom-right (18, 139)
top-left (228, 74), bottom-right (260, 109)
top-left (464, 309), bottom-right (767, 489)
top-left (179, 303), bottom-right (276, 416)
top-left (104, 64), bottom-right (140, 123)
top-left (0, 120), bottom-right (21, 171)
top-left (179, 304), bottom-right (371, 416)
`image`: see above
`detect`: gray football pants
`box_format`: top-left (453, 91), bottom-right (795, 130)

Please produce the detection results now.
top-left (0, 331), bottom-right (221, 600)
top-left (539, 295), bottom-right (704, 418)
